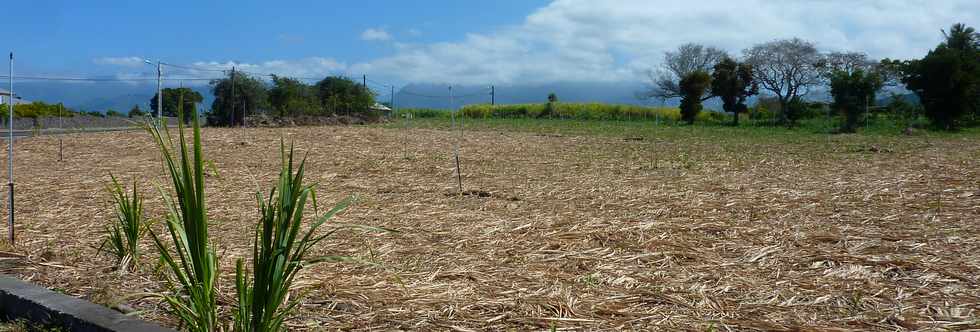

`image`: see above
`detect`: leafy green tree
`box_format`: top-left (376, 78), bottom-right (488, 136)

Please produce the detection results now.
top-left (128, 104), bottom-right (145, 118)
top-left (269, 75), bottom-right (321, 117)
top-left (678, 71), bottom-right (712, 124)
top-left (711, 58), bottom-right (757, 126)
top-left (902, 23), bottom-right (980, 130)
top-left (106, 109), bottom-right (123, 117)
top-left (315, 76), bottom-right (375, 116)
top-left (644, 43), bottom-right (728, 101)
top-left (829, 69), bottom-right (883, 132)
top-left (151, 88), bottom-right (204, 123)
top-left (209, 72), bottom-right (269, 126)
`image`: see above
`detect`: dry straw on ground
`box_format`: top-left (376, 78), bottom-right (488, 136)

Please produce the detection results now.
top-left (0, 124), bottom-right (978, 331)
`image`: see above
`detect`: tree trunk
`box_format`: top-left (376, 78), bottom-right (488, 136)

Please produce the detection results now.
top-left (733, 110), bottom-right (739, 126)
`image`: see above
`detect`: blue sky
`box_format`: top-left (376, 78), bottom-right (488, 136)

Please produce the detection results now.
top-left (3, 0), bottom-right (978, 87)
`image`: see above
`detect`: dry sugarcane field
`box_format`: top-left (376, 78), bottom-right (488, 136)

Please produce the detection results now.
top-left (0, 119), bottom-right (978, 331)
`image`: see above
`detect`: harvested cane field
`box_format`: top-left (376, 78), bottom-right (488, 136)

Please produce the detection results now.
top-left (1, 121), bottom-right (979, 331)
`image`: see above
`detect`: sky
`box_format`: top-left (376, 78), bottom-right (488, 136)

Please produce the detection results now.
top-left (2, 0), bottom-right (978, 88)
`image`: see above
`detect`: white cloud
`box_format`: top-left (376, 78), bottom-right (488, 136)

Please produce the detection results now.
top-left (191, 57), bottom-right (347, 78)
top-left (407, 28), bottom-right (422, 37)
top-left (96, 1), bottom-right (980, 86)
top-left (360, 28), bottom-right (392, 41)
top-left (93, 56), bottom-right (146, 67)
top-left (351, 0), bottom-right (979, 85)
top-left (96, 57), bottom-right (349, 86)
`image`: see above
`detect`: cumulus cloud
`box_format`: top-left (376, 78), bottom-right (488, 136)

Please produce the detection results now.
top-left (190, 57), bottom-right (347, 78)
top-left (93, 56), bottom-right (146, 67)
top-left (352, 0), bottom-right (979, 85)
top-left (361, 28), bottom-right (392, 41)
top-left (96, 1), bottom-right (979, 86)
top-left (95, 57), bottom-right (349, 86)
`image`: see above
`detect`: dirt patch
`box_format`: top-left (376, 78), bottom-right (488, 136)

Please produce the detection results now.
top-left (0, 125), bottom-right (977, 331)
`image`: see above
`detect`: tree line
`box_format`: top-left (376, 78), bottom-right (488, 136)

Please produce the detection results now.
top-left (148, 74), bottom-right (377, 126)
top-left (644, 23), bottom-right (980, 131)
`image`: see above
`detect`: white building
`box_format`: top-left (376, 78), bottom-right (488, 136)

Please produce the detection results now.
top-left (0, 88), bottom-right (30, 105)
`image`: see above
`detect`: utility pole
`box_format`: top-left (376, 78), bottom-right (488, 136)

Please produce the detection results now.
top-left (490, 85), bottom-right (495, 105)
top-left (390, 85), bottom-right (395, 114)
top-left (7, 52), bottom-right (14, 245)
top-left (450, 86), bottom-right (462, 194)
top-left (240, 68), bottom-right (246, 141)
top-left (58, 103), bottom-right (63, 162)
top-left (363, 74), bottom-right (367, 89)
top-left (230, 66), bottom-right (236, 127)
top-left (156, 61), bottom-right (163, 119)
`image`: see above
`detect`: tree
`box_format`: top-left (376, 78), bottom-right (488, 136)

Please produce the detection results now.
top-left (643, 43), bottom-right (728, 101)
top-left (829, 69), bottom-right (883, 132)
top-left (743, 38), bottom-right (824, 126)
top-left (209, 72), bottom-right (269, 126)
top-left (151, 88), bottom-right (204, 123)
top-left (711, 58), bottom-right (757, 126)
top-left (269, 75), bottom-right (321, 117)
top-left (542, 93), bottom-right (559, 118)
top-left (128, 104), bottom-right (145, 118)
top-left (823, 52), bottom-right (876, 75)
top-left (942, 23), bottom-right (980, 52)
top-left (315, 76), bottom-right (375, 116)
top-left (106, 109), bottom-right (123, 117)
top-left (902, 23), bottom-right (980, 130)
top-left (678, 71), bottom-right (712, 124)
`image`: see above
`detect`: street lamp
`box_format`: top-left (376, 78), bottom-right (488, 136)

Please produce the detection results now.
top-left (144, 59), bottom-right (162, 118)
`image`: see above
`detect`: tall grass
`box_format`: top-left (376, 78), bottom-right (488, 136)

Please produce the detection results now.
top-left (233, 143), bottom-right (363, 332)
top-left (99, 174), bottom-right (147, 270)
top-left (397, 103), bottom-right (730, 124)
top-left (144, 108), bottom-right (219, 332)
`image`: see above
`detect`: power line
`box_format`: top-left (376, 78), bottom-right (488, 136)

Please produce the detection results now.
top-left (0, 75), bottom-right (220, 82)
top-left (161, 62), bottom-right (229, 73)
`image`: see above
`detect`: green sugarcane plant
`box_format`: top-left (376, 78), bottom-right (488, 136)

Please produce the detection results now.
top-left (234, 142), bottom-right (380, 332)
top-left (100, 174), bottom-right (147, 269)
top-left (144, 101), bottom-right (219, 332)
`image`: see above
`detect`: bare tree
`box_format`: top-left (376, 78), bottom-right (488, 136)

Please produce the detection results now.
top-left (642, 43), bottom-right (728, 101)
top-left (743, 38), bottom-right (824, 124)
top-left (824, 51), bottom-right (876, 75)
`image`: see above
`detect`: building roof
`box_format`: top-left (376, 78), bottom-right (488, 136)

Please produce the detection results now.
top-left (0, 88), bottom-right (30, 104)
top-left (371, 102), bottom-right (392, 111)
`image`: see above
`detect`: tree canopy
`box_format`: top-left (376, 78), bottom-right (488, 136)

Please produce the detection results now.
top-left (743, 38), bottom-right (824, 125)
top-left (644, 43), bottom-right (728, 101)
top-left (711, 58), bottom-right (757, 125)
top-left (208, 72), bottom-right (269, 126)
top-left (901, 23), bottom-right (980, 130)
top-left (678, 71), bottom-right (712, 124)
top-left (829, 69), bottom-right (883, 132)
top-left (269, 75), bottom-right (321, 117)
top-left (315, 76), bottom-right (375, 116)
top-left (150, 87), bottom-right (203, 123)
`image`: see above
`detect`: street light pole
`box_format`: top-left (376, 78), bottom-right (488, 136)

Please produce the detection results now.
top-left (7, 52), bottom-right (14, 245)
top-left (156, 61), bottom-right (162, 119)
top-left (145, 59), bottom-right (163, 121)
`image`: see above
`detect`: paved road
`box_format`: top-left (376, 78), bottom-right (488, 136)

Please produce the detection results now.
top-left (0, 126), bottom-right (161, 138)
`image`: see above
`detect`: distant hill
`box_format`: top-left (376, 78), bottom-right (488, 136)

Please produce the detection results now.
top-left (10, 82), bottom-right (213, 113)
top-left (394, 82), bottom-right (660, 109)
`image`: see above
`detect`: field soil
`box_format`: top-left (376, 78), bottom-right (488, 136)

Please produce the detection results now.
top-left (0, 123), bottom-right (978, 331)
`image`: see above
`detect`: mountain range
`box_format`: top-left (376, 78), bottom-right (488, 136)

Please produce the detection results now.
top-left (10, 81), bottom-right (915, 113)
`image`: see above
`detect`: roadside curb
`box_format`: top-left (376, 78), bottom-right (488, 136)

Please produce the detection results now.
top-left (0, 275), bottom-right (174, 332)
